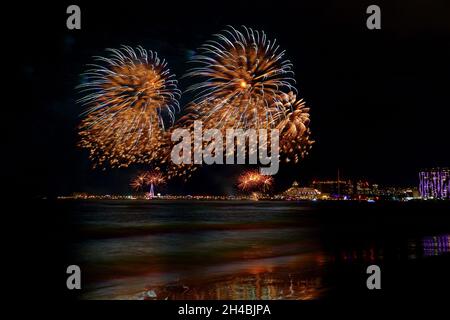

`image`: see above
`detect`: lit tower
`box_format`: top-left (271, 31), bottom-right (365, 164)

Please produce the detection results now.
top-left (149, 183), bottom-right (155, 199)
top-left (419, 167), bottom-right (450, 199)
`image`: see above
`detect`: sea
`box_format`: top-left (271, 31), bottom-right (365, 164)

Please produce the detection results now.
top-left (39, 200), bottom-right (450, 300)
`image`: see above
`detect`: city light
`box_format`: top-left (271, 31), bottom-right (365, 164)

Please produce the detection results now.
top-left (419, 168), bottom-right (450, 200)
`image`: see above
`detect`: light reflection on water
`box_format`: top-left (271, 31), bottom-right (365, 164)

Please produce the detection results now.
top-left (144, 252), bottom-right (329, 300)
top-left (156, 273), bottom-right (324, 300)
top-left (68, 201), bottom-right (450, 300)
top-left (422, 234), bottom-right (450, 257)
top-left (81, 252), bottom-right (328, 300)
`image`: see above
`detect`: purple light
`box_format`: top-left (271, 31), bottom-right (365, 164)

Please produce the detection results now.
top-left (419, 168), bottom-right (449, 199)
top-left (422, 234), bottom-right (450, 257)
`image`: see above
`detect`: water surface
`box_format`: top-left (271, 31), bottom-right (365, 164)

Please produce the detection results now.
top-left (62, 200), bottom-right (450, 300)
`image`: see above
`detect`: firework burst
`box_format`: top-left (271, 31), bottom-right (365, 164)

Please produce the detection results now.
top-left (130, 171), bottom-right (166, 191)
top-left (277, 98), bottom-right (314, 163)
top-left (184, 26), bottom-right (296, 131)
top-left (130, 173), bottom-right (147, 191)
top-left (78, 46), bottom-right (180, 168)
top-left (144, 171), bottom-right (166, 186)
top-left (76, 29), bottom-right (313, 180)
top-left (238, 170), bottom-right (273, 192)
top-left (178, 26), bottom-right (313, 169)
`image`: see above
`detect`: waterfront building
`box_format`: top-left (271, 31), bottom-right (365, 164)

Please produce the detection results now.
top-left (311, 179), bottom-right (353, 198)
top-left (419, 167), bottom-right (450, 199)
top-left (282, 181), bottom-right (321, 200)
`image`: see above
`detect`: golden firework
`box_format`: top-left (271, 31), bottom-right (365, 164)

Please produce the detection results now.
top-left (179, 26), bottom-right (313, 167)
top-left (78, 46), bottom-right (180, 168)
top-left (238, 170), bottom-right (273, 192)
top-left (184, 26), bottom-right (297, 131)
top-left (130, 171), bottom-right (166, 191)
top-left (276, 98), bottom-right (314, 163)
top-left (130, 173), bottom-right (147, 191)
top-left (77, 29), bottom-right (313, 180)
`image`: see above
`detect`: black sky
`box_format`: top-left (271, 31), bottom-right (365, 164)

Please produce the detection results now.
top-left (9, 0), bottom-right (450, 197)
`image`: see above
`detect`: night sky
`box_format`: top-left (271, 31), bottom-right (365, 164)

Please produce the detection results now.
top-left (11, 0), bottom-right (450, 197)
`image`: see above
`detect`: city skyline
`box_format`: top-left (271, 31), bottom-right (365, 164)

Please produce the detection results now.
top-left (60, 168), bottom-right (435, 200)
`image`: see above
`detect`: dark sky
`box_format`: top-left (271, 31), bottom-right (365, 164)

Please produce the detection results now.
top-left (10, 0), bottom-right (450, 197)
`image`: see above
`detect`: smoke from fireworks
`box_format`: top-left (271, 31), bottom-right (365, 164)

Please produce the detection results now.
top-left (238, 170), bottom-right (273, 192)
top-left (78, 46), bottom-right (180, 168)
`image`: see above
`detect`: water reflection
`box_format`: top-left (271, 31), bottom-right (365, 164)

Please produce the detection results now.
top-left (422, 234), bottom-right (450, 257)
top-left (69, 201), bottom-right (450, 300)
top-left (82, 252), bottom-right (328, 300)
top-left (335, 247), bottom-right (383, 264)
top-left (143, 272), bottom-right (324, 300)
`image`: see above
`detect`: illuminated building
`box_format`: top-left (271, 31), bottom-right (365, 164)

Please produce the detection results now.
top-left (311, 179), bottom-right (353, 198)
top-left (419, 167), bottom-right (450, 199)
top-left (282, 181), bottom-right (321, 200)
top-left (356, 180), bottom-right (371, 195)
top-left (149, 183), bottom-right (155, 198)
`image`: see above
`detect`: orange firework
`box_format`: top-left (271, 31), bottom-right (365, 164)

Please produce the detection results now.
top-left (130, 171), bottom-right (166, 191)
top-left (238, 170), bottom-right (273, 192)
top-left (277, 98), bottom-right (314, 163)
top-left (130, 173), bottom-right (147, 191)
top-left (144, 171), bottom-right (166, 186)
top-left (78, 46), bottom-right (180, 168)
top-left (185, 26), bottom-right (296, 131)
top-left (180, 26), bottom-right (313, 167)
top-left (77, 29), bottom-right (313, 181)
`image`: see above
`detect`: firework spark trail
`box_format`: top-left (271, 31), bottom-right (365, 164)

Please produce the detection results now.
top-left (277, 98), bottom-right (314, 163)
top-left (77, 28), bottom-right (313, 178)
top-left (155, 26), bottom-right (314, 179)
top-left (130, 172), bottom-right (147, 190)
top-left (238, 170), bottom-right (273, 192)
top-left (173, 26), bottom-right (313, 175)
top-left (77, 46), bottom-right (181, 168)
top-left (130, 171), bottom-right (166, 191)
top-left (184, 25), bottom-right (297, 131)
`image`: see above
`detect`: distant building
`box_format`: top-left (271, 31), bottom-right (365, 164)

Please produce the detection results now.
top-left (376, 186), bottom-right (419, 200)
top-left (355, 181), bottom-right (383, 198)
top-left (282, 181), bottom-right (321, 200)
top-left (311, 179), bottom-right (353, 198)
top-left (419, 168), bottom-right (450, 199)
